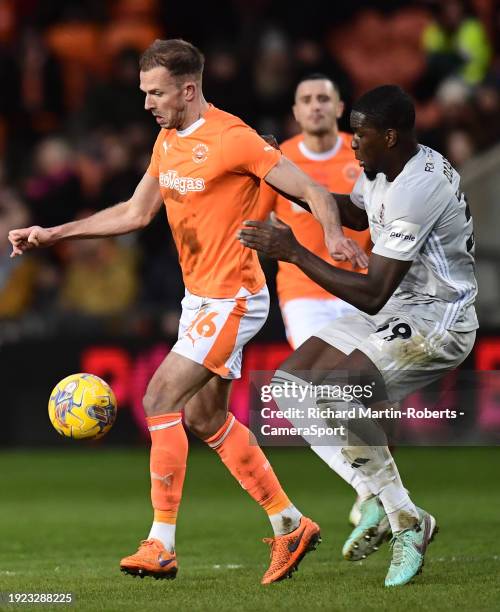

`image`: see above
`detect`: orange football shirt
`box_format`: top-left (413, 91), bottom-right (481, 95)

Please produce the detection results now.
top-left (259, 132), bottom-right (371, 304)
top-left (147, 104), bottom-right (281, 298)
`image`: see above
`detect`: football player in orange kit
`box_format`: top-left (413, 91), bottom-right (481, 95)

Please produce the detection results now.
top-left (259, 75), bottom-right (382, 531)
top-left (9, 40), bottom-right (367, 584)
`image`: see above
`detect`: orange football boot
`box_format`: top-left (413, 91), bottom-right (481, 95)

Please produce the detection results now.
top-left (120, 539), bottom-right (178, 580)
top-left (261, 516), bottom-right (321, 584)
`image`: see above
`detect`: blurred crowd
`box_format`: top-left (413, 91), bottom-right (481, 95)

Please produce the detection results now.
top-left (0, 0), bottom-right (499, 342)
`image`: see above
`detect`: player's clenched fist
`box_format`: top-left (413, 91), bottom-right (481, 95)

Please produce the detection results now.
top-left (326, 234), bottom-right (369, 269)
top-left (8, 226), bottom-right (54, 257)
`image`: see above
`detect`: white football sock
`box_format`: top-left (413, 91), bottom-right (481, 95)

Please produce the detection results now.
top-left (341, 443), bottom-right (418, 533)
top-left (271, 370), bottom-right (367, 496)
top-left (148, 521), bottom-right (176, 553)
top-left (269, 504), bottom-right (302, 536)
top-left (381, 484), bottom-right (419, 533)
top-left (350, 474), bottom-right (373, 502)
top-left (311, 445), bottom-right (372, 500)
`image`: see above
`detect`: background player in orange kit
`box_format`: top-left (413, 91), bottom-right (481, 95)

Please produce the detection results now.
top-left (259, 75), bottom-right (377, 528)
top-left (260, 75), bottom-right (371, 346)
top-left (8, 39), bottom-right (366, 584)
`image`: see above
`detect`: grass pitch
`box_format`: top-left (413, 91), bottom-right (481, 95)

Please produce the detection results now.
top-left (0, 446), bottom-right (499, 611)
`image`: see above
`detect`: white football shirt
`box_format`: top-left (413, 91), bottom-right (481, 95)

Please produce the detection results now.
top-left (350, 145), bottom-right (478, 331)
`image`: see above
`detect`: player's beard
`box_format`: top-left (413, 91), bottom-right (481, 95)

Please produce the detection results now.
top-left (307, 124), bottom-right (331, 137)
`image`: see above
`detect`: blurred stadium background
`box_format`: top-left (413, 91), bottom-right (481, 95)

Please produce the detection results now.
top-left (0, 2), bottom-right (499, 609)
top-left (1, 0), bottom-right (500, 444)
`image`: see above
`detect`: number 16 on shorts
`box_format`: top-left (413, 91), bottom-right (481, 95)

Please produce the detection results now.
top-left (172, 287), bottom-right (269, 379)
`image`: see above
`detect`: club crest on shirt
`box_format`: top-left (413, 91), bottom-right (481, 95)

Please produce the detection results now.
top-left (192, 143), bottom-right (209, 164)
top-left (379, 203), bottom-right (385, 224)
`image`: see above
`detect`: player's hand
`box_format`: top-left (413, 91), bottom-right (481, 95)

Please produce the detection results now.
top-left (8, 226), bottom-right (54, 257)
top-left (326, 234), bottom-right (369, 269)
top-left (238, 215), bottom-right (301, 263)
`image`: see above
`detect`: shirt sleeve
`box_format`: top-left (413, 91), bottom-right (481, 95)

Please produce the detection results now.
top-left (372, 179), bottom-right (448, 261)
top-left (350, 171), bottom-right (366, 209)
top-left (258, 181), bottom-right (278, 220)
top-left (220, 124), bottom-right (281, 178)
top-left (146, 131), bottom-right (164, 178)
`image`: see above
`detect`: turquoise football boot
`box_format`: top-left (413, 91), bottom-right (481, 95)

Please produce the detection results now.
top-left (385, 508), bottom-right (438, 587)
top-left (342, 496), bottom-right (391, 561)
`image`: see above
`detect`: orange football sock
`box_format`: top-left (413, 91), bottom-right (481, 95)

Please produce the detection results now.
top-left (147, 412), bottom-right (188, 524)
top-left (205, 413), bottom-right (291, 515)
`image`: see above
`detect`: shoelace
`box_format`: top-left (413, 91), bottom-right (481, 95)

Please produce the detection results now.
top-left (262, 537), bottom-right (288, 568)
top-left (138, 539), bottom-right (160, 551)
top-left (263, 537), bottom-right (276, 559)
top-left (389, 530), bottom-right (412, 566)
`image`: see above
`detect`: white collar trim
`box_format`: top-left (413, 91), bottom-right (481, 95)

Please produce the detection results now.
top-left (177, 117), bottom-right (206, 137)
top-left (298, 137), bottom-right (343, 161)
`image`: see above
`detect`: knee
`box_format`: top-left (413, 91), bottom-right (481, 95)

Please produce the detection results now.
top-left (184, 413), bottom-right (209, 439)
top-left (143, 380), bottom-right (173, 417)
top-left (184, 412), bottom-right (223, 441)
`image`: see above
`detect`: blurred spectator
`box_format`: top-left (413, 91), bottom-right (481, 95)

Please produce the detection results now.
top-left (59, 231), bottom-right (139, 317)
top-left (19, 28), bottom-right (64, 130)
top-left (419, 76), bottom-right (482, 155)
top-left (44, 12), bottom-right (103, 112)
top-left (0, 0), bottom-right (16, 44)
top-left (0, 177), bottom-right (39, 318)
top-left (137, 208), bottom-right (184, 318)
top-left (328, 6), bottom-right (429, 99)
top-left (70, 123), bottom-right (153, 213)
top-left (420, 0), bottom-right (492, 97)
top-left (445, 128), bottom-right (477, 168)
top-left (0, 42), bottom-right (19, 118)
top-left (252, 29), bottom-right (294, 137)
top-left (24, 136), bottom-right (84, 226)
top-left (294, 38), bottom-right (353, 106)
top-left (203, 43), bottom-right (254, 122)
top-left (474, 81), bottom-right (500, 148)
top-left (78, 48), bottom-right (149, 133)
top-left (96, 132), bottom-right (142, 210)
top-left (0, 35), bottom-right (20, 158)
top-left (103, 0), bottom-right (163, 61)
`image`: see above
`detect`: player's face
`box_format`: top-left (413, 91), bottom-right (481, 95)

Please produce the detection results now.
top-left (350, 111), bottom-right (387, 178)
top-left (140, 67), bottom-right (187, 130)
top-left (293, 80), bottom-right (343, 136)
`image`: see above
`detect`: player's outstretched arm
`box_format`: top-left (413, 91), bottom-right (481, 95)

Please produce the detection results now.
top-left (239, 218), bottom-right (410, 314)
top-left (267, 188), bottom-right (369, 233)
top-left (9, 173), bottom-right (163, 257)
top-left (264, 157), bottom-right (368, 268)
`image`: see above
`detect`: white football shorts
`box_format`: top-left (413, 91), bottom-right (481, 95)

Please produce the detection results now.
top-left (281, 297), bottom-right (357, 349)
top-left (172, 285), bottom-right (269, 379)
top-left (314, 306), bottom-right (476, 402)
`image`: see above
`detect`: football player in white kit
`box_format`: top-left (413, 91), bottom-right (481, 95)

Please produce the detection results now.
top-left (239, 85), bottom-right (478, 587)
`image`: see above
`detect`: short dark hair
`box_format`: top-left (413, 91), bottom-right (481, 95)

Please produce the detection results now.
top-left (352, 85), bottom-right (415, 132)
top-left (140, 39), bottom-right (205, 81)
top-left (295, 73), bottom-right (339, 96)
